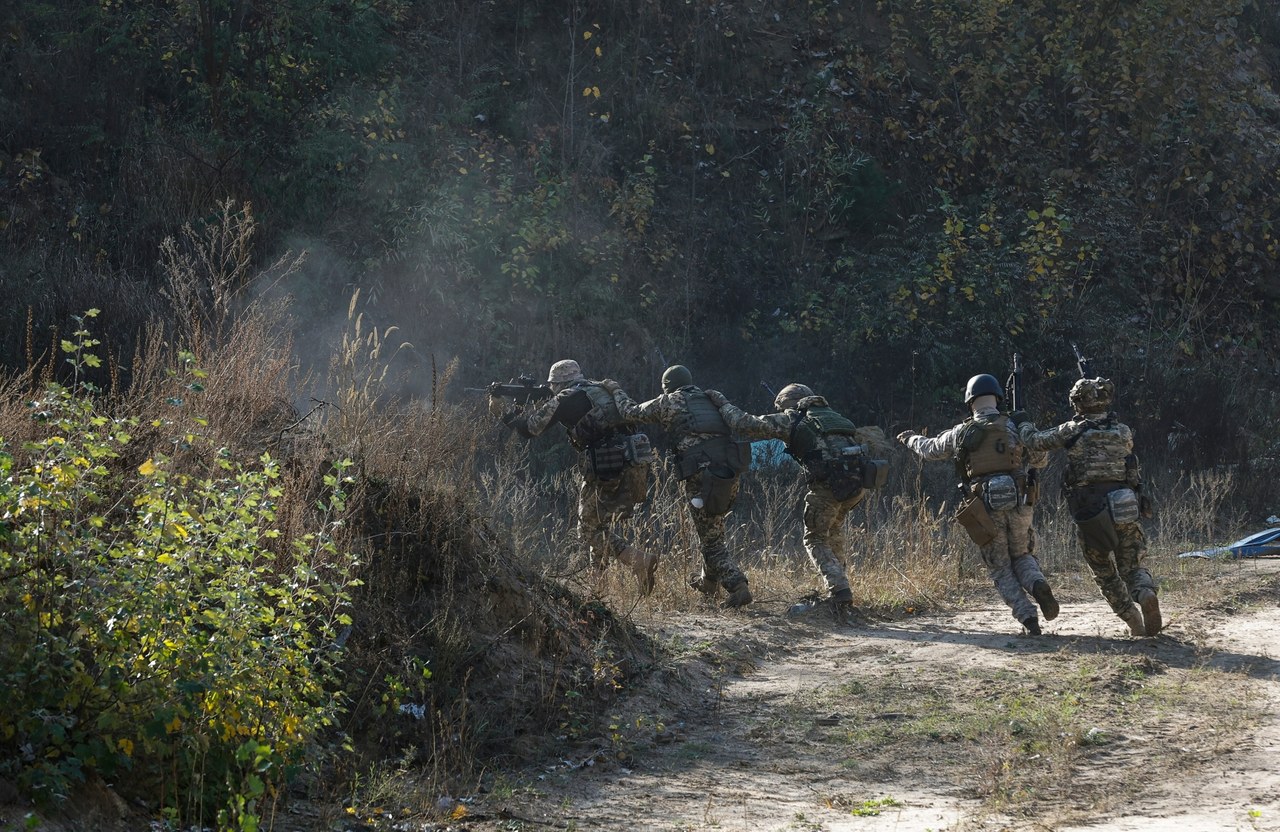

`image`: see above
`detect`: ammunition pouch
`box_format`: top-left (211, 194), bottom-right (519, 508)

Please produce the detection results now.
top-left (676, 436), bottom-right (752, 480)
top-left (806, 444), bottom-right (889, 500)
top-left (697, 465), bottom-right (737, 515)
top-left (820, 458), bottom-right (865, 501)
top-left (981, 474), bottom-right (1020, 512)
top-left (861, 457), bottom-right (890, 491)
top-left (624, 433), bottom-right (655, 466)
top-left (1107, 487), bottom-right (1140, 525)
top-left (1076, 506), bottom-right (1120, 553)
top-left (955, 496), bottom-right (998, 547)
top-left (586, 443), bottom-right (628, 481)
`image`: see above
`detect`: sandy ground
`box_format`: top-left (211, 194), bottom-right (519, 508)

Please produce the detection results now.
top-left (465, 561), bottom-right (1280, 832)
top-left (5, 563), bottom-right (1276, 832)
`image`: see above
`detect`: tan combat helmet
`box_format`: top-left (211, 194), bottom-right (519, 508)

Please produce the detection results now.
top-left (774, 383), bottom-right (814, 411)
top-left (547, 359), bottom-right (585, 385)
top-left (1069, 377), bottom-right (1114, 415)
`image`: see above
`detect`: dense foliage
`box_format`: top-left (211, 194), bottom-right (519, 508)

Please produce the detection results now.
top-left (0, 317), bottom-right (359, 828)
top-left (3, 2), bottom-right (1279, 435)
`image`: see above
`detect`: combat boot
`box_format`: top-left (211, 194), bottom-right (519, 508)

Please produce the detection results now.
top-left (1031, 580), bottom-right (1060, 621)
top-left (626, 549), bottom-right (658, 596)
top-left (1120, 604), bottom-right (1146, 637)
top-left (830, 587), bottom-right (857, 625)
top-left (1021, 616), bottom-right (1041, 635)
top-left (1137, 589), bottom-right (1163, 636)
top-left (723, 579), bottom-right (753, 609)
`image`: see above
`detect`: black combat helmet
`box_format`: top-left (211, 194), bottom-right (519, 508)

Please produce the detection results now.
top-left (964, 373), bottom-right (1003, 404)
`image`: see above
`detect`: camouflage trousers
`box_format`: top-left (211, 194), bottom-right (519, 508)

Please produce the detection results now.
top-left (683, 475), bottom-right (747, 591)
top-left (1078, 519), bottom-right (1156, 618)
top-left (977, 504), bottom-right (1045, 623)
top-left (802, 483), bottom-right (865, 596)
top-left (579, 466), bottom-right (649, 570)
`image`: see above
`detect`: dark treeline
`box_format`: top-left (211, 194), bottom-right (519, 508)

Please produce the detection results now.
top-left (3, 0), bottom-right (1279, 479)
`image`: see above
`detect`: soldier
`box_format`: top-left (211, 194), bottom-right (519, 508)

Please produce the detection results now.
top-left (489, 359), bottom-right (658, 594)
top-left (896, 373), bottom-right (1060, 635)
top-left (610, 365), bottom-right (754, 608)
top-left (708, 383), bottom-right (890, 623)
top-left (1014, 377), bottom-right (1161, 637)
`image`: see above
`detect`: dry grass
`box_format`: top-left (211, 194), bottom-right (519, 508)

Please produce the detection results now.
top-left (470, 447), bottom-right (1255, 623)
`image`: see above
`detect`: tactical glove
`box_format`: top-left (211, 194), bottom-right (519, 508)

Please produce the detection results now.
top-left (704, 389), bottom-right (728, 408)
top-left (487, 395), bottom-right (507, 418)
top-left (598, 378), bottom-right (622, 394)
top-left (896, 430), bottom-right (918, 444)
top-left (1009, 410), bottom-right (1030, 426)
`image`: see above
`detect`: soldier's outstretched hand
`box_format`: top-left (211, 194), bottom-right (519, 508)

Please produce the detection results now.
top-left (704, 389), bottom-right (728, 407)
top-left (598, 378), bottom-right (622, 393)
top-left (487, 394), bottom-right (507, 418)
top-left (896, 429), bottom-right (918, 445)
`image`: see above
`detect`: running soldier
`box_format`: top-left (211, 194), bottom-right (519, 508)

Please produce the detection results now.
top-left (490, 359), bottom-right (658, 593)
top-left (611, 365), bottom-right (754, 608)
top-left (709, 383), bottom-right (890, 623)
top-left (897, 373), bottom-right (1060, 635)
top-left (1014, 377), bottom-right (1161, 636)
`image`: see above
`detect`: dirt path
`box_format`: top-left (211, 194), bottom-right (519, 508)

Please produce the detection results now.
top-left (472, 564), bottom-right (1280, 832)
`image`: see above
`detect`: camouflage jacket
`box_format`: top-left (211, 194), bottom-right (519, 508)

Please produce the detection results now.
top-left (713, 394), bottom-right (892, 461)
top-left (611, 385), bottom-right (731, 455)
top-left (903, 405), bottom-right (1047, 468)
top-left (1018, 414), bottom-right (1134, 488)
top-left (506, 379), bottom-right (628, 450)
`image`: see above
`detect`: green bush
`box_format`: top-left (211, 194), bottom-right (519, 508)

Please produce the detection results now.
top-left (0, 316), bottom-right (359, 830)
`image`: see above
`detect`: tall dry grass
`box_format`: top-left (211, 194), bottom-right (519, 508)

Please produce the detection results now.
top-left (467, 429), bottom-right (1261, 621)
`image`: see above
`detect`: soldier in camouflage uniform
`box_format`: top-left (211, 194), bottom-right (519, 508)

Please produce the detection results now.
top-left (611, 365), bottom-right (753, 608)
top-left (1015, 377), bottom-right (1161, 637)
top-left (897, 374), bottom-right (1060, 635)
top-left (709, 383), bottom-right (890, 623)
top-left (490, 359), bottom-right (658, 594)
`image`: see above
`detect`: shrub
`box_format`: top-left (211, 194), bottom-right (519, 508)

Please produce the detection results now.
top-left (0, 316), bottom-right (359, 830)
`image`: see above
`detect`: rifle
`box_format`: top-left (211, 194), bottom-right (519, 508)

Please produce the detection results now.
top-left (464, 374), bottom-right (553, 404)
top-left (1071, 342), bottom-right (1093, 378)
top-left (1006, 351), bottom-right (1039, 504)
top-left (1005, 351), bottom-right (1023, 412)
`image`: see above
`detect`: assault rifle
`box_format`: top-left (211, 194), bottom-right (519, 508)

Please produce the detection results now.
top-left (1005, 351), bottom-right (1024, 412)
top-left (1072, 342), bottom-right (1093, 378)
top-left (465, 374), bottom-right (553, 404)
top-left (1006, 351), bottom-right (1039, 504)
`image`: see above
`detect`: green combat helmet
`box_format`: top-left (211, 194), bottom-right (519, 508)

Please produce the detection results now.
top-left (1069, 377), bottom-right (1114, 415)
top-left (774, 383), bottom-right (814, 411)
top-left (662, 364), bottom-right (693, 393)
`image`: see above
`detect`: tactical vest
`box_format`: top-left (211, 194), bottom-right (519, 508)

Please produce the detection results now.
top-left (674, 389), bottom-right (746, 477)
top-left (568, 382), bottom-right (628, 448)
top-left (676, 388), bottom-right (730, 438)
top-left (1065, 416), bottom-right (1129, 487)
top-left (788, 405), bottom-right (859, 461)
top-left (956, 414), bottom-right (1022, 479)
